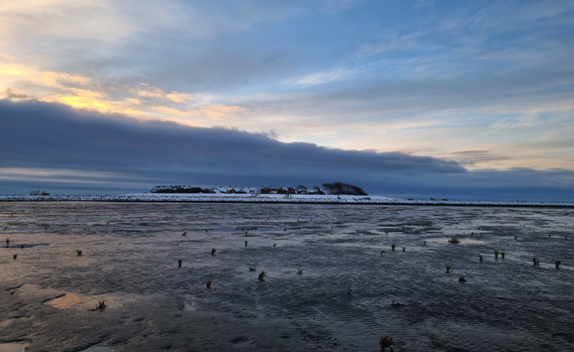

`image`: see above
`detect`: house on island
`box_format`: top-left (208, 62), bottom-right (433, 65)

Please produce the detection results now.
top-left (260, 186), bottom-right (291, 194)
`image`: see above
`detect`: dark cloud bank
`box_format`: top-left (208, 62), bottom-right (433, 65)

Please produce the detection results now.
top-left (1, 99), bottom-right (573, 201)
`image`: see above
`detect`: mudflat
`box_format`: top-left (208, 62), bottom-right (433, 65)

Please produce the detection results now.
top-left (1, 202), bottom-right (572, 351)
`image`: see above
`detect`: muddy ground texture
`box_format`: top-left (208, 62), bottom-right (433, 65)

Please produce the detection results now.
top-left (1, 202), bottom-right (573, 351)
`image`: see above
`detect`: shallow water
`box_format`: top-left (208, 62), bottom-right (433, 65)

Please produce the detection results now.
top-left (0, 202), bottom-right (573, 351)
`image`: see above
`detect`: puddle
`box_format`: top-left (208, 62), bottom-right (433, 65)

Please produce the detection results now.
top-left (81, 347), bottom-right (114, 352)
top-left (44, 292), bottom-right (136, 310)
top-left (0, 343), bottom-right (28, 352)
top-left (2, 243), bottom-right (50, 249)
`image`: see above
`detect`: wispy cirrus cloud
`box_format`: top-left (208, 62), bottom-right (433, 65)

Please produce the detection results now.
top-left (287, 67), bottom-right (361, 86)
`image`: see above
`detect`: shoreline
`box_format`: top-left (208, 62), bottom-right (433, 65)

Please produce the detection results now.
top-left (1, 194), bottom-right (573, 207)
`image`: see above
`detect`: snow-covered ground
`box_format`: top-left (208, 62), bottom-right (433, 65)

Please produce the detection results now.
top-left (0, 193), bottom-right (573, 207)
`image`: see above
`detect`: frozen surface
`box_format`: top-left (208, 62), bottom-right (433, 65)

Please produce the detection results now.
top-left (0, 202), bottom-right (573, 351)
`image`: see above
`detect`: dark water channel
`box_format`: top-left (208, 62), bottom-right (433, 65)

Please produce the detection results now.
top-left (1, 202), bottom-right (573, 351)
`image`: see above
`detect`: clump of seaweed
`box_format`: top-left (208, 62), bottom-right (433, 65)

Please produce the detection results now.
top-left (391, 244), bottom-right (396, 251)
top-left (211, 248), bottom-right (216, 256)
top-left (95, 300), bottom-right (106, 311)
top-left (206, 280), bottom-right (212, 288)
top-left (297, 269), bottom-right (303, 275)
top-left (76, 250), bottom-right (82, 256)
top-left (258, 271), bottom-right (266, 281)
top-left (555, 260), bottom-right (561, 269)
top-left (446, 265), bottom-right (451, 273)
top-left (448, 237), bottom-right (460, 244)
top-left (379, 335), bottom-right (394, 351)
top-left (178, 259), bottom-right (182, 268)
top-left (458, 276), bottom-right (467, 282)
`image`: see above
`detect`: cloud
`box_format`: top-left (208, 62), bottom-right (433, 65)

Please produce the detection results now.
top-left (449, 150), bottom-right (511, 167)
top-left (1, 99), bottom-right (573, 201)
top-left (288, 68), bottom-right (361, 86)
top-left (2, 88), bottom-right (32, 100)
top-left (0, 99), bottom-right (465, 190)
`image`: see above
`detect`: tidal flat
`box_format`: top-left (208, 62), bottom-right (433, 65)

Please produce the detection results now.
top-left (0, 202), bottom-right (573, 351)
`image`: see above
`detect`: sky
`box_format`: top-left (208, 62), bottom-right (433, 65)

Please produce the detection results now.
top-left (1, 0), bottom-right (574, 201)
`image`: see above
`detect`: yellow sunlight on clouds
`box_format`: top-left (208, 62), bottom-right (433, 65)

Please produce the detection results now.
top-left (1, 63), bottom-right (247, 123)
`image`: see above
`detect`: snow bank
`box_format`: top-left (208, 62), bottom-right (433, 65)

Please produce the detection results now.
top-left (0, 193), bottom-right (573, 207)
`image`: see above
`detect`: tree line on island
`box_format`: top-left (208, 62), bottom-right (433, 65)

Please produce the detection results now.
top-left (151, 181), bottom-right (367, 195)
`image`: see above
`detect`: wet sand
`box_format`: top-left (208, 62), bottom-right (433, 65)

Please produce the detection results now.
top-left (1, 202), bottom-right (573, 351)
